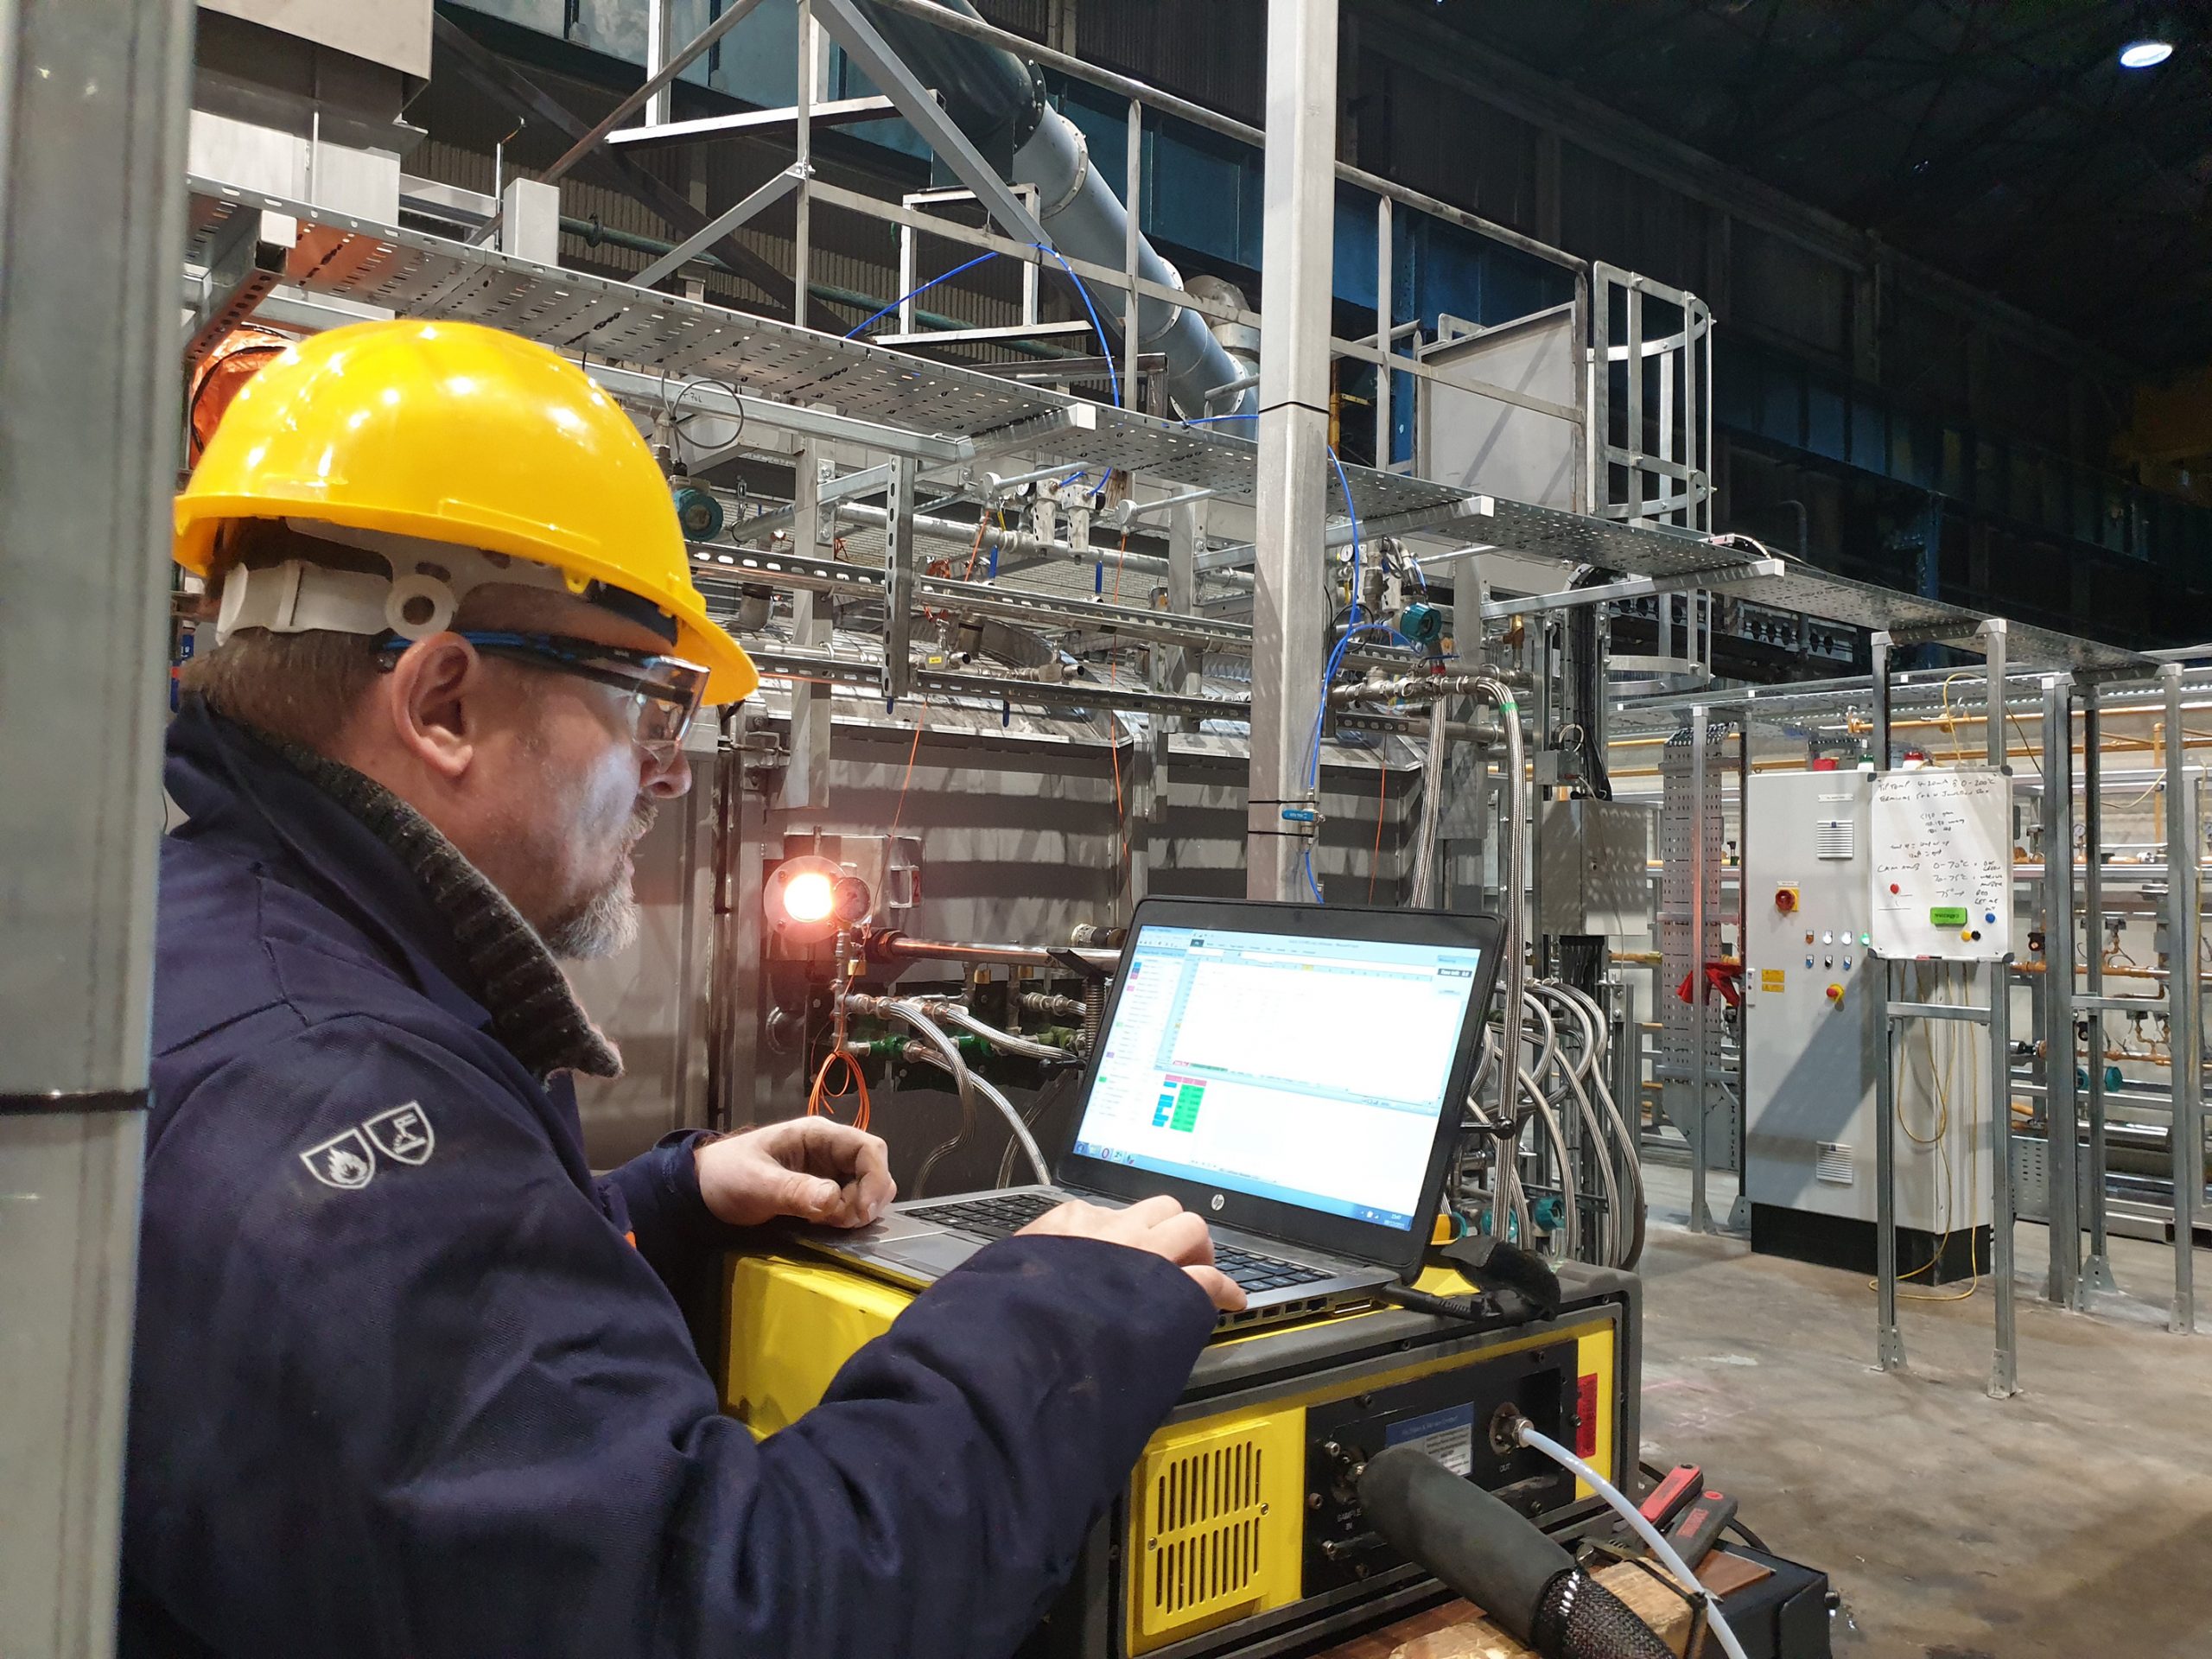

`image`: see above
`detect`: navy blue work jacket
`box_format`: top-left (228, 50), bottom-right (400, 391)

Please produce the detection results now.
top-left (123, 700), bottom-right (1217, 1657)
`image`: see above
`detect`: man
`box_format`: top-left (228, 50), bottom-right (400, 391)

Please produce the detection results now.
top-left (127, 319), bottom-right (1243, 1657)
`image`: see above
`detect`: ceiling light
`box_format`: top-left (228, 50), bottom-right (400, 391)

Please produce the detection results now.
top-left (2120, 38), bottom-right (2175, 68)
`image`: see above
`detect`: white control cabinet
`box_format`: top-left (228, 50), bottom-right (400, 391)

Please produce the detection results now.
top-left (1741, 771), bottom-right (1989, 1241)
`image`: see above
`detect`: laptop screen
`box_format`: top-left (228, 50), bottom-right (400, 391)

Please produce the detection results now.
top-left (1068, 923), bottom-right (1487, 1230)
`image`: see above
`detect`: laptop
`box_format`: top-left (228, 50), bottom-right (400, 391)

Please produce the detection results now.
top-left (800, 897), bottom-right (1503, 1327)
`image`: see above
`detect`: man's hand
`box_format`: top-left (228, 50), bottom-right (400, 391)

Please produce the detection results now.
top-left (1019, 1194), bottom-right (1247, 1313)
top-left (696, 1119), bottom-right (896, 1229)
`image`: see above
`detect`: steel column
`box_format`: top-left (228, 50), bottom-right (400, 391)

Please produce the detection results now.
top-left (2043, 672), bottom-right (2081, 1309)
top-left (1375, 194), bottom-right (1391, 467)
top-left (1245, 0), bottom-right (1340, 899)
top-left (2080, 680), bottom-right (2117, 1296)
top-left (794, 0), bottom-right (814, 330)
top-left (1980, 620), bottom-right (2018, 1395)
top-left (1870, 632), bottom-right (1906, 1370)
top-left (2163, 664), bottom-right (2203, 1334)
top-left (783, 450), bottom-right (832, 810)
top-left (1123, 99), bottom-right (1141, 409)
top-left (1687, 706), bottom-right (1713, 1234)
top-left (0, 0), bottom-right (194, 1649)
top-left (884, 455), bottom-right (918, 702)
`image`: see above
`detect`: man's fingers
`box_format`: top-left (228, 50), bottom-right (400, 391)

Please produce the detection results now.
top-left (1141, 1211), bottom-right (1217, 1267)
top-left (785, 1173), bottom-right (843, 1218)
top-left (1183, 1265), bottom-right (1247, 1313)
top-left (1118, 1194), bottom-right (1185, 1230)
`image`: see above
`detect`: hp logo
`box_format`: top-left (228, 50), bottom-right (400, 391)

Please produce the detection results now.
top-left (1209, 1193), bottom-right (1225, 1212)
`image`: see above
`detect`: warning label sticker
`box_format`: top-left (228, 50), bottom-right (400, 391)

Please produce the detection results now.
top-left (1759, 968), bottom-right (1787, 993)
top-left (1383, 1404), bottom-right (1476, 1476)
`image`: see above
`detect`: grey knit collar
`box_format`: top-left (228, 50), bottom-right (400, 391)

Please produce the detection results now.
top-left (266, 736), bottom-right (624, 1083)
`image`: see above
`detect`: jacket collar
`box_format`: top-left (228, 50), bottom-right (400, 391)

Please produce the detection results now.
top-left (164, 698), bottom-right (620, 1080)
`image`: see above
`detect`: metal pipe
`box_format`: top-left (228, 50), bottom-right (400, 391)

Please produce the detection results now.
top-left (880, 935), bottom-right (1122, 972)
top-left (1408, 697), bottom-right (1448, 908)
top-left (1472, 676), bottom-right (1529, 1160)
top-left (850, 0), bottom-right (1253, 421)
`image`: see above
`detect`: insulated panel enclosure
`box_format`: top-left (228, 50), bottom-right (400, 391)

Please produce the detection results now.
top-left (1535, 798), bottom-right (1652, 938)
top-left (1741, 771), bottom-right (1988, 1233)
top-left (1869, 768), bottom-right (2014, 962)
top-left (1415, 303), bottom-right (1580, 512)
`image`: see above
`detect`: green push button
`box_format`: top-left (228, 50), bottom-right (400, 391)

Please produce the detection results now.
top-left (1929, 906), bottom-right (1968, 927)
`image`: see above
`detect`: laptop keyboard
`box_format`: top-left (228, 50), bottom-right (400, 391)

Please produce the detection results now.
top-left (908, 1193), bottom-right (1332, 1291)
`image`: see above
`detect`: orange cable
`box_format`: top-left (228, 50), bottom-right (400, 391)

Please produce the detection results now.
top-left (888, 698), bottom-right (931, 836)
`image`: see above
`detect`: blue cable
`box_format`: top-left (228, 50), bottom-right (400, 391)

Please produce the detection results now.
top-left (1181, 411), bottom-right (1258, 426)
top-left (1031, 243), bottom-right (1122, 407)
top-left (843, 251), bottom-right (1001, 339)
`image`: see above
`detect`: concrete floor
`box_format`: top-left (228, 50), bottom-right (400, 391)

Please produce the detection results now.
top-left (1635, 1166), bottom-right (2212, 1658)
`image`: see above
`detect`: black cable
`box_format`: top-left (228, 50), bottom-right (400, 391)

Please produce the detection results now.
top-left (1722, 1516), bottom-right (1770, 1554)
top-left (1378, 1285), bottom-right (1494, 1322)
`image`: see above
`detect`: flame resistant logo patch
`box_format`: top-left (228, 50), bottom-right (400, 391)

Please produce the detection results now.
top-left (300, 1103), bottom-right (436, 1190)
top-left (301, 1128), bottom-right (378, 1191)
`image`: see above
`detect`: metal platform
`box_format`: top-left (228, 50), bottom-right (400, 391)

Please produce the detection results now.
top-left (185, 176), bottom-right (2152, 678)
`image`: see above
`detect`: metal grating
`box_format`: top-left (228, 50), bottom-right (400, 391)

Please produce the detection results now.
top-left (1816, 1141), bottom-right (1854, 1185)
top-left (183, 178), bottom-right (1452, 520)
top-left (186, 179), bottom-right (2153, 674)
top-left (1815, 818), bottom-right (1854, 860)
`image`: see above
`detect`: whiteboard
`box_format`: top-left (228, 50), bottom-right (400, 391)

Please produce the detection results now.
top-left (1868, 768), bottom-right (2015, 962)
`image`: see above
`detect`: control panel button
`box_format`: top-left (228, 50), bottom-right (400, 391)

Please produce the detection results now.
top-left (1825, 982), bottom-right (1845, 1006)
top-left (1774, 887), bottom-right (1799, 912)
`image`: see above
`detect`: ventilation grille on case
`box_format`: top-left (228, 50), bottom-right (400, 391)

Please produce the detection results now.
top-left (1816, 1141), bottom-right (1855, 1185)
top-left (1815, 818), bottom-right (1855, 859)
top-left (1142, 1434), bottom-right (1267, 1631)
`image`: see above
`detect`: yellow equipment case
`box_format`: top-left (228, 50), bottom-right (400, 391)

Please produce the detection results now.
top-left (720, 1252), bottom-right (1642, 1659)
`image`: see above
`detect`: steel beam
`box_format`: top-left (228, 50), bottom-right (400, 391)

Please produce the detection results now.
top-left (2080, 680), bottom-right (2117, 1296)
top-left (1980, 617), bottom-right (2018, 1396)
top-left (0, 0), bottom-right (193, 1649)
top-left (541, 0), bottom-right (773, 182)
top-left (883, 456), bottom-right (918, 702)
top-left (1870, 632), bottom-right (1907, 1371)
top-left (783, 450), bottom-right (833, 811)
top-left (605, 96), bottom-right (897, 152)
top-left (430, 12), bottom-right (791, 306)
top-left (2163, 664), bottom-right (2203, 1334)
top-left (2043, 672), bottom-right (2081, 1311)
top-left (811, 0), bottom-right (1052, 246)
top-left (1479, 559), bottom-right (1783, 620)
top-left (1246, 0), bottom-right (1339, 899)
top-left (1687, 707), bottom-right (1713, 1234)
top-left (632, 164), bottom-right (808, 289)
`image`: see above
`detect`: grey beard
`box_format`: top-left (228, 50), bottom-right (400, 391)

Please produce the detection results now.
top-left (542, 804), bottom-right (656, 960)
top-left (541, 873), bottom-right (641, 960)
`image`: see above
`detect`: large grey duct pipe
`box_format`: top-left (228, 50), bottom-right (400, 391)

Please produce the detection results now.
top-left (853, 0), bottom-right (1258, 422)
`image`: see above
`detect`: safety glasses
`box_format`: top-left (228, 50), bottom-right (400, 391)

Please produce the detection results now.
top-left (375, 629), bottom-right (707, 763)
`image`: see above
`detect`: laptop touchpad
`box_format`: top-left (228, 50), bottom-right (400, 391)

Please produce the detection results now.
top-left (880, 1233), bottom-right (985, 1276)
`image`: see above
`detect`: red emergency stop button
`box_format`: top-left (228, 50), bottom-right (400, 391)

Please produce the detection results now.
top-left (1826, 982), bottom-right (1845, 1007)
top-left (1775, 887), bottom-right (1799, 912)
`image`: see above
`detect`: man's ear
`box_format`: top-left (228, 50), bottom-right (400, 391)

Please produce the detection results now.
top-left (378, 635), bottom-right (480, 782)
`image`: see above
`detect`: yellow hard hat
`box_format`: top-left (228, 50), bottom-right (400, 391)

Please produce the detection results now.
top-left (175, 318), bottom-right (758, 703)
